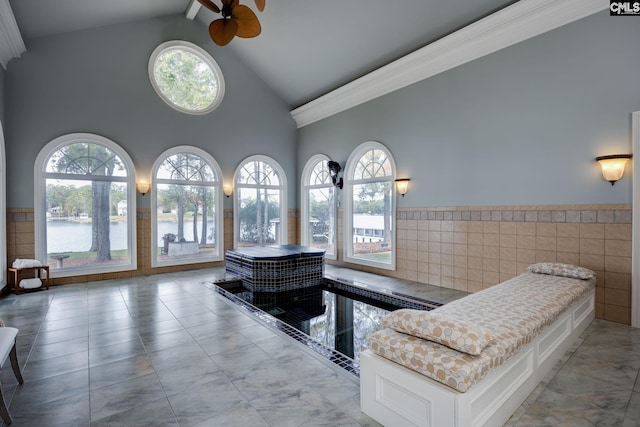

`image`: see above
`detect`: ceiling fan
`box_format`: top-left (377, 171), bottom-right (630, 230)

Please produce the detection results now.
top-left (197, 0), bottom-right (265, 46)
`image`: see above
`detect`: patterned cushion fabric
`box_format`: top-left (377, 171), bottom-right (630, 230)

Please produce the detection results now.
top-left (527, 262), bottom-right (595, 280)
top-left (381, 310), bottom-right (494, 355)
top-left (368, 272), bottom-right (595, 393)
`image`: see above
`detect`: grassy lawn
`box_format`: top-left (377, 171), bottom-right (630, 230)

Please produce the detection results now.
top-left (49, 249), bottom-right (128, 259)
top-left (156, 246), bottom-right (217, 257)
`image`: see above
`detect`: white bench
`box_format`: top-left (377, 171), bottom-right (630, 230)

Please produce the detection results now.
top-left (360, 266), bottom-right (596, 427)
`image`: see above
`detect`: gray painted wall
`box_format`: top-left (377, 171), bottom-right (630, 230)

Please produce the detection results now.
top-left (298, 12), bottom-right (639, 207)
top-left (5, 15), bottom-right (297, 209)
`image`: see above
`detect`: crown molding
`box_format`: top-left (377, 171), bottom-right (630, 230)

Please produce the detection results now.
top-left (0, 0), bottom-right (26, 70)
top-left (291, 0), bottom-right (607, 128)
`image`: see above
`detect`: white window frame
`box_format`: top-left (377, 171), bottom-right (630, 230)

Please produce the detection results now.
top-left (343, 141), bottom-right (397, 270)
top-left (34, 133), bottom-right (137, 278)
top-left (301, 154), bottom-right (337, 260)
top-left (148, 40), bottom-right (225, 115)
top-left (151, 146), bottom-right (224, 267)
top-left (233, 155), bottom-right (288, 248)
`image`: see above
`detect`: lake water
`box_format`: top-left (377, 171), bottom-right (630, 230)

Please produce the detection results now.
top-left (46, 220), bottom-right (210, 253)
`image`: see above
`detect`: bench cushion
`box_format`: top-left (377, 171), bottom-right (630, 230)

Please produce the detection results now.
top-left (381, 310), bottom-right (495, 355)
top-left (527, 262), bottom-right (595, 280)
top-left (368, 271), bottom-right (595, 393)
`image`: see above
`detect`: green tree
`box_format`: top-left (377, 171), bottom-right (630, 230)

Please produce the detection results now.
top-left (157, 184), bottom-right (189, 241)
top-left (239, 198), bottom-right (279, 243)
top-left (309, 188), bottom-right (334, 238)
top-left (355, 181), bottom-right (392, 243)
top-left (158, 186), bottom-right (177, 215)
top-left (46, 184), bottom-right (74, 215)
top-left (191, 185), bottom-right (215, 245)
top-left (176, 185), bottom-right (187, 241)
top-left (154, 49), bottom-right (218, 111)
top-left (110, 185), bottom-right (127, 216)
top-left (51, 143), bottom-right (122, 261)
top-left (157, 153), bottom-right (215, 245)
top-left (199, 187), bottom-right (215, 245)
top-left (64, 186), bottom-right (92, 217)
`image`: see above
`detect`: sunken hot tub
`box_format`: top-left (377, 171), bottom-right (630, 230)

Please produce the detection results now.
top-left (225, 244), bottom-right (325, 292)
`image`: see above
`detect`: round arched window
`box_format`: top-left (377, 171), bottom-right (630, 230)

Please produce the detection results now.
top-left (149, 40), bottom-right (225, 114)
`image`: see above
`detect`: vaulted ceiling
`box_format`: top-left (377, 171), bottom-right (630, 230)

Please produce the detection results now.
top-left (7, 0), bottom-right (518, 108)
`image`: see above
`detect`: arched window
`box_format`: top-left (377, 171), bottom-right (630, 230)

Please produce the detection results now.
top-left (344, 141), bottom-right (396, 270)
top-left (234, 155), bottom-right (287, 247)
top-left (301, 154), bottom-right (336, 259)
top-left (34, 134), bottom-right (136, 277)
top-left (151, 146), bottom-right (224, 267)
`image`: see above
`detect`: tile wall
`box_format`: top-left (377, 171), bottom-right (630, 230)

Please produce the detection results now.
top-left (330, 204), bottom-right (633, 325)
top-left (6, 204), bottom-right (634, 324)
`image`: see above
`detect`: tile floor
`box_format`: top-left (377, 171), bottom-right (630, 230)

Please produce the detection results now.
top-left (0, 266), bottom-right (637, 426)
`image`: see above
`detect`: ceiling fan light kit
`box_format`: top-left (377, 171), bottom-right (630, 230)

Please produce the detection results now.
top-left (197, 0), bottom-right (265, 46)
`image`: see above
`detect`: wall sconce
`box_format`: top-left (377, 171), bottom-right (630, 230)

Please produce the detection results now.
top-left (595, 154), bottom-right (632, 185)
top-left (395, 178), bottom-right (410, 197)
top-left (136, 182), bottom-right (150, 196)
top-left (223, 185), bottom-right (233, 198)
top-left (328, 161), bottom-right (343, 189)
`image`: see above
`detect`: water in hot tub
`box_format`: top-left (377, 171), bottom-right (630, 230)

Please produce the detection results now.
top-left (229, 284), bottom-right (402, 363)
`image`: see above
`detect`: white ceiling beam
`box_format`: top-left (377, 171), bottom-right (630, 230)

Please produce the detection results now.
top-left (0, 0), bottom-right (26, 70)
top-left (185, 0), bottom-right (202, 20)
top-left (290, 0), bottom-right (608, 128)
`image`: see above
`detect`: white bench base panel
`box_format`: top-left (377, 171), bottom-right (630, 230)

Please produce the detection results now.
top-left (360, 287), bottom-right (595, 427)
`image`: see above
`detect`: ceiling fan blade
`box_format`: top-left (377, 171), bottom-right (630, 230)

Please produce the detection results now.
top-left (233, 5), bottom-right (261, 38)
top-left (254, 0), bottom-right (265, 12)
top-left (209, 18), bottom-right (238, 46)
top-left (197, 0), bottom-right (220, 14)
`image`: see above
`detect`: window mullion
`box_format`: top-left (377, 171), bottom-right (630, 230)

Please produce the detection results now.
top-left (44, 172), bottom-right (127, 182)
top-left (156, 178), bottom-right (217, 187)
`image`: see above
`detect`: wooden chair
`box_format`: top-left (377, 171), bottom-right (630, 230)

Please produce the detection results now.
top-left (0, 325), bottom-right (23, 424)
